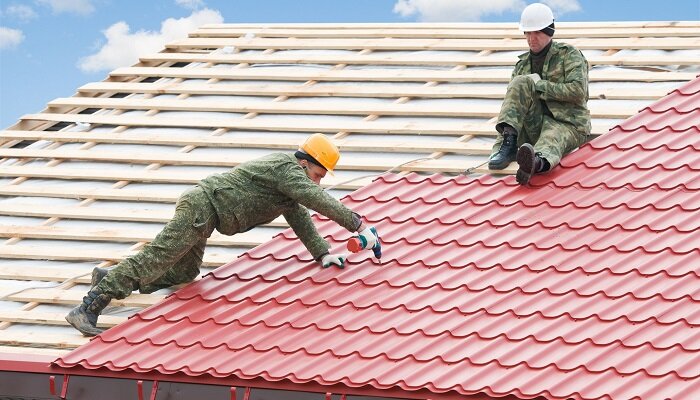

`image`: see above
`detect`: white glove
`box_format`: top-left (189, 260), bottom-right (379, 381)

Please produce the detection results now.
top-left (321, 253), bottom-right (346, 269)
top-left (525, 73), bottom-right (541, 84)
top-left (357, 226), bottom-right (379, 250)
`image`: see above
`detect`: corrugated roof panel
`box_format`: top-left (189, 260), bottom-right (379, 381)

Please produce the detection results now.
top-left (616, 108), bottom-right (700, 132)
top-left (54, 77), bottom-right (700, 399)
top-left (591, 128), bottom-right (700, 150)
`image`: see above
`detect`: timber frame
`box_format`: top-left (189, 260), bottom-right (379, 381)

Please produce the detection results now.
top-left (1, 21), bottom-right (699, 356)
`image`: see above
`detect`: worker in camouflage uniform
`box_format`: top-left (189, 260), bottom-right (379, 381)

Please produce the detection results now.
top-left (488, 2), bottom-right (591, 185)
top-left (66, 133), bottom-right (381, 336)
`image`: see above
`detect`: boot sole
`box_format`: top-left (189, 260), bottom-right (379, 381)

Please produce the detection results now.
top-left (516, 143), bottom-right (536, 185)
top-left (65, 307), bottom-right (104, 337)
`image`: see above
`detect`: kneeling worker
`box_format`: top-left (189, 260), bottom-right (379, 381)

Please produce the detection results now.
top-left (66, 133), bottom-right (380, 336)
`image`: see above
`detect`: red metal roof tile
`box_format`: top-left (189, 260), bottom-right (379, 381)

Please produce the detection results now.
top-left (673, 76), bottom-right (700, 95)
top-left (615, 108), bottom-right (700, 132)
top-left (54, 77), bottom-right (700, 400)
top-left (591, 127), bottom-right (700, 151)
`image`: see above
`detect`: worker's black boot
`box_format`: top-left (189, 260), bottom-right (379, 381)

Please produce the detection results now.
top-left (516, 143), bottom-right (545, 185)
top-left (65, 288), bottom-right (112, 337)
top-left (90, 267), bottom-right (108, 289)
top-left (488, 130), bottom-right (518, 170)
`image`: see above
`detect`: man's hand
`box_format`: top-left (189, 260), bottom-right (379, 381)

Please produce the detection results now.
top-left (321, 253), bottom-right (346, 269)
top-left (525, 73), bottom-right (541, 84)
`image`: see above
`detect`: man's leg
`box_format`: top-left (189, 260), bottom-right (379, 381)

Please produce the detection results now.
top-left (534, 115), bottom-right (587, 168)
top-left (516, 116), bottom-right (585, 185)
top-left (66, 186), bottom-right (217, 336)
top-left (490, 75), bottom-right (544, 170)
top-left (95, 186), bottom-right (217, 299)
top-left (139, 235), bottom-right (207, 293)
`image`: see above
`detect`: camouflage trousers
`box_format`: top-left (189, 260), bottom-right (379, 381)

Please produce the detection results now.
top-left (96, 186), bottom-right (218, 299)
top-left (492, 75), bottom-right (587, 167)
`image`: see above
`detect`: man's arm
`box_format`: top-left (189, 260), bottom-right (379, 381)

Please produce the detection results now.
top-left (282, 204), bottom-right (330, 261)
top-left (534, 47), bottom-right (588, 105)
top-left (277, 164), bottom-right (361, 233)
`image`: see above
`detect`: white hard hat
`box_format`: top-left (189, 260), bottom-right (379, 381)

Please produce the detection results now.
top-left (519, 3), bottom-right (555, 32)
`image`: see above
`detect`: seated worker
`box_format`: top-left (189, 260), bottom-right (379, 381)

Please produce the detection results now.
top-left (488, 2), bottom-right (591, 185)
top-left (66, 133), bottom-right (380, 336)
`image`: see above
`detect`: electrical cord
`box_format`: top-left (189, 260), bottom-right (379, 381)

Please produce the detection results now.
top-left (323, 156), bottom-right (435, 192)
top-left (463, 159), bottom-right (489, 175)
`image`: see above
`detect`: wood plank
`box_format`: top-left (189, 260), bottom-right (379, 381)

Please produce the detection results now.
top-left (0, 201), bottom-right (287, 228)
top-left (0, 202), bottom-right (174, 223)
top-left (199, 22), bottom-right (700, 29)
top-left (167, 36), bottom-right (700, 51)
top-left (7, 288), bottom-right (164, 308)
top-left (77, 80), bottom-right (672, 101)
top-left (18, 112), bottom-right (497, 136)
top-left (0, 263), bottom-right (208, 287)
top-left (0, 148), bottom-right (483, 173)
top-left (0, 245), bottom-right (236, 267)
top-left (0, 185), bottom-right (179, 203)
top-left (140, 51), bottom-right (700, 68)
top-left (0, 331), bottom-right (88, 349)
top-left (49, 96), bottom-right (499, 118)
top-left (109, 66), bottom-right (695, 83)
top-left (0, 224), bottom-right (275, 248)
top-left (0, 165), bottom-right (377, 190)
top-left (47, 96), bottom-right (637, 119)
top-left (0, 165), bottom-right (205, 184)
top-left (16, 112), bottom-right (611, 137)
top-left (0, 265), bottom-right (89, 282)
top-left (0, 345), bottom-right (69, 356)
top-left (0, 146), bottom-right (251, 167)
top-left (0, 310), bottom-right (126, 328)
top-left (1, 130), bottom-right (492, 155)
top-left (189, 26), bottom-right (700, 39)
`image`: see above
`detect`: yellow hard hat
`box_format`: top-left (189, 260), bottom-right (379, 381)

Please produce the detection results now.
top-left (300, 133), bottom-right (340, 174)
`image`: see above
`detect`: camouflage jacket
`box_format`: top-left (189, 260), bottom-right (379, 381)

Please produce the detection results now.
top-left (513, 40), bottom-right (592, 134)
top-left (199, 153), bottom-right (360, 259)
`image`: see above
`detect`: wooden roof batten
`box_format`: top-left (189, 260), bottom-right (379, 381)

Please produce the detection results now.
top-left (1, 21), bottom-right (699, 356)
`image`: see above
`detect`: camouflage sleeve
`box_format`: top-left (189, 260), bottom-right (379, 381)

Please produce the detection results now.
top-left (511, 66), bottom-right (519, 80)
top-left (511, 58), bottom-right (525, 79)
top-left (276, 164), bottom-right (361, 232)
top-left (534, 48), bottom-right (588, 106)
top-left (282, 204), bottom-right (330, 260)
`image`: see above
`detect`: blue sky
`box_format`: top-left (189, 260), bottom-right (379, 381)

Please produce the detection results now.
top-left (1, 0), bottom-right (699, 129)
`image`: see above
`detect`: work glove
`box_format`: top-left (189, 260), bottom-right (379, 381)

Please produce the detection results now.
top-left (356, 226), bottom-right (379, 250)
top-left (321, 253), bottom-right (346, 269)
top-left (525, 73), bottom-right (541, 84)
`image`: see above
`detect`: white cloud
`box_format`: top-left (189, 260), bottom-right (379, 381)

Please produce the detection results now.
top-left (393, 0), bottom-right (581, 22)
top-left (78, 8), bottom-right (223, 73)
top-left (394, 0), bottom-right (525, 22)
top-left (0, 26), bottom-right (24, 50)
top-left (542, 0), bottom-right (581, 15)
top-left (6, 5), bottom-right (38, 22)
top-left (175, 0), bottom-right (205, 10)
top-left (37, 0), bottom-right (95, 16)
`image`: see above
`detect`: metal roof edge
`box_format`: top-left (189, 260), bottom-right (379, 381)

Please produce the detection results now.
top-left (0, 352), bottom-right (54, 373)
top-left (47, 364), bottom-right (506, 400)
